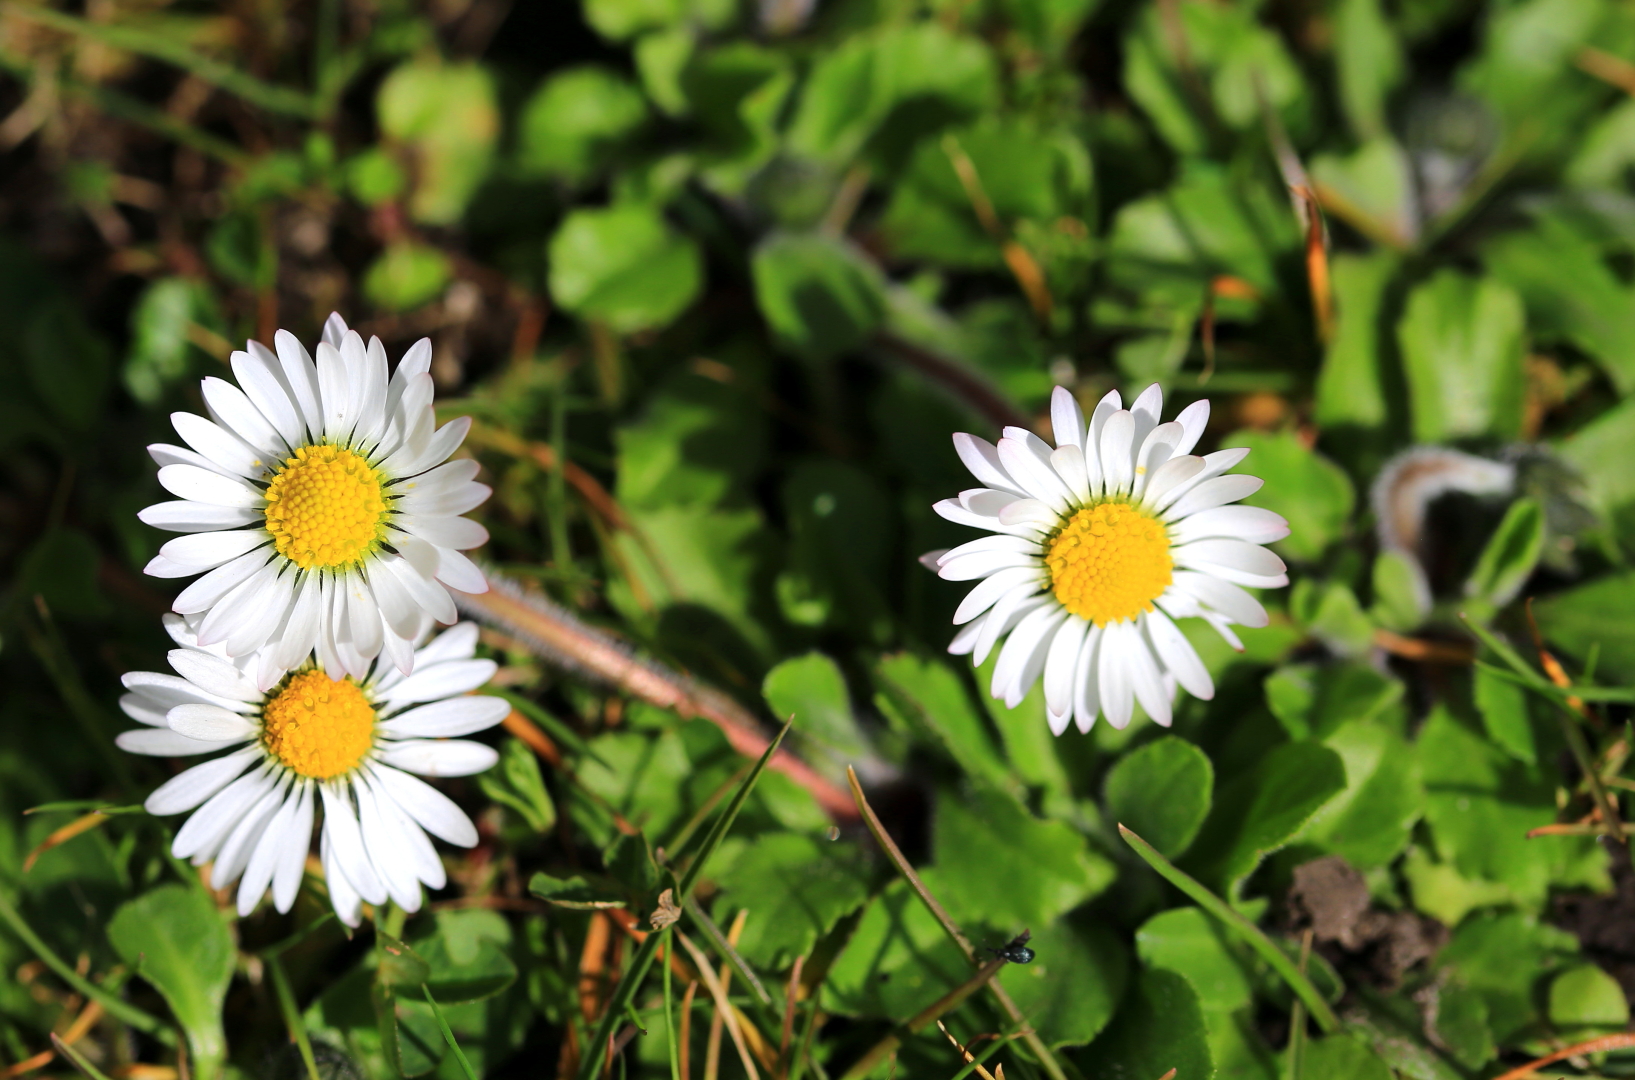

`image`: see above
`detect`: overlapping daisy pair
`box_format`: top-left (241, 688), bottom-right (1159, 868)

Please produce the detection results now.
top-left (121, 314), bottom-right (502, 924)
top-left (932, 384), bottom-right (1289, 734)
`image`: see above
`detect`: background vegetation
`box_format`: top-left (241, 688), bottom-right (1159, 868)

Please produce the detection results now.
top-left (4, 0), bottom-right (1635, 1077)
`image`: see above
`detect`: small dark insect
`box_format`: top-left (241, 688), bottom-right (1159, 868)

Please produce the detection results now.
top-left (985, 929), bottom-right (1035, 964)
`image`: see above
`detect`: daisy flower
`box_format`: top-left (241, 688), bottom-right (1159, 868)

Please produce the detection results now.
top-left (932, 385), bottom-right (1289, 734)
top-left (138, 313), bottom-right (491, 689)
top-left (116, 616), bottom-right (508, 924)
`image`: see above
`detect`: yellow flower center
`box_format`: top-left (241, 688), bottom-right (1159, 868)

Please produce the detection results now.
top-left (263, 445), bottom-right (388, 570)
top-left (261, 670), bottom-right (376, 779)
top-left (1045, 501), bottom-right (1173, 626)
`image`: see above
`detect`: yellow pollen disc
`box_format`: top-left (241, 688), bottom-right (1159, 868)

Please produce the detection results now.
top-left (261, 670), bottom-right (376, 779)
top-left (263, 445), bottom-right (388, 570)
top-left (1045, 501), bottom-right (1173, 626)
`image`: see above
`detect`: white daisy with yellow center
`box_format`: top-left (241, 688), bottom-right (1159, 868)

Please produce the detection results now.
top-left (139, 313), bottom-right (490, 689)
top-left (933, 385), bottom-right (1289, 733)
top-left (117, 617), bottom-right (508, 924)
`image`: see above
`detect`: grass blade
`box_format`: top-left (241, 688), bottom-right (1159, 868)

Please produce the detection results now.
top-left (1119, 825), bottom-right (1340, 1033)
top-left (575, 717), bottom-right (795, 1080)
top-left (269, 957), bottom-right (322, 1080)
top-left (421, 984), bottom-right (478, 1080)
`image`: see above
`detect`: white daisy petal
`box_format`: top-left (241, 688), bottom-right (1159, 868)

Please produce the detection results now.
top-left (1123, 621), bottom-right (1172, 728)
top-left (1169, 571), bottom-right (1269, 628)
top-left (322, 833), bottom-right (363, 928)
top-left (377, 739), bottom-right (499, 779)
top-left (1050, 385), bottom-right (1086, 449)
top-left (274, 330), bottom-right (324, 439)
top-left (410, 621), bottom-right (481, 667)
top-left (1129, 383), bottom-right (1164, 453)
top-left (1072, 625), bottom-right (1103, 734)
top-left (146, 746), bottom-right (260, 815)
top-left (1172, 539), bottom-right (1288, 584)
top-left (397, 514), bottom-right (490, 552)
top-left (381, 659), bottom-right (498, 706)
top-left (1163, 474), bottom-right (1265, 521)
top-left (157, 530), bottom-right (270, 575)
top-left (1099, 410), bottom-right (1136, 496)
top-left (1152, 447), bottom-right (1252, 513)
top-left (139, 500), bottom-right (262, 533)
top-left (1172, 399), bottom-right (1210, 455)
top-left (201, 377), bottom-right (283, 457)
top-left (1043, 616), bottom-right (1088, 726)
top-left (953, 433), bottom-right (1025, 495)
top-left (953, 566), bottom-right (1043, 625)
top-left (1050, 444), bottom-right (1092, 503)
top-left (167, 649), bottom-right (261, 702)
top-left (322, 313), bottom-right (349, 349)
top-left (380, 695), bottom-right (510, 738)
top-left (1132, 422), bottom-right (1184, 498)
top-left (117, 727), bottom-right (235, 756)
top-left (213, 776), bottom-right (292, 889)
top-left (271, 783), bottom-right (317, 913)
top-left (1144, 608), bottom-right (1214, 701)
top-left (171, 411), bottom-right (270, 480)
top-left (320, 782), bottom-right (387, 904)
top-left (1139, 455), bottom-right (1205, 511)
top-left (168, 703), bottom-right (257, 743)
top-left (974, 592), bottom-right (1050, 668)
top-left (234, 344), bottom-right (304, 451)
top-left (994, 604), bottom-right (1067, 708)
top-left (997, 432), bottom-right (1072, 511)
top-left (172, 765), bottom-right (275, 861)
top-left (239, 782), bottom-right (306, 916)
top-left (173, 550), bottom-right (270, 615)
top-left (156, 465), bottom-right (263, 510)
top-left (1097, 623), bottom-right (1135, 730)
top-left (433, 548), bottom-right (489, 595)
top-left (371, 765), bottom-right (481, 844)
top-left (1168, 505), bottom-right (1290, 545)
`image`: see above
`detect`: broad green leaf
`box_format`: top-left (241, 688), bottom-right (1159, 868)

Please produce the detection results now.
top-left (1533, 571), bottom-right (1635, 683)
top-left (1290, 579), bottom-right (1374, 658)
top-left (1559, 397), bottom-right (1635, 541)
top-left (930, 786), bottom-right (1115, 928)
top-left (1083, 968), bottom-right (1213, 1080)
top-left (995, 0), bottom-right (1100, 54)
top-left (1302, 720), bottom-right (1422, 870)
top-left (613, 365), bottom-right (766, 511)
top-left (123, 277), bottom-right (219, 404)
top-left (1473, 662), bottom-right (1538, 765)
top-left (1135, 907), bottom-right (1253, 1014)
top-left (1369, 550), bottom-right (1428, 633)
top-left (477, 738), bottom-right (556, 833)
top-left (786, 23), bottom-right (998, 166)
top-left (711, 832), bottom-right (870, 967)
top-left (1103, 736), bottom-right (1213, 859)
top-left (1396, 271), bottom-right (1527, 444)
top-left (1434, 983), bottom-right (1496, 1070)
top-left (518, 66), bottom-right (647, 182)
top-left (547, 204), bottom-right (703, 333)
top-left (582, 0), bottom-right (734, 41)
top-left (998, 920), bottom-right (1128, 1048)
top-left (1186, 742), bottom-right (1346, 892)
top-left (1567, 97), bottom-right (1635, 189)
top-left (977, 652), bottom-right (1072, 801)
top-left (1334, 0), bottom-right (1403, 139)
top-left (575, 730), bottom-right (692, 845)
top-left (1264, 662), bottom-right (1403, 742)
top-left (362, 241), bottom-right (451, 313)
top-left (762, 653), bottom-right (869, 762)
top-left (409, 910), bottom-right (517, 1004)
top-left (751, 232), bottom-right (886, 359)
top-left (1418, 708), bottom-right (1607, 912)
top-left (1401, 845), bottom-right (1515, 928)
top-left (1302, 1033), bottom-right (1394, 1080)
top-left (1224, 428), bottom-right (1354, 563)
top-left (1465, 496), bottom-right (1543, 611)
top-left (1315, 251), bottom-right (1401, 433)
top-left (681, 42), bottom-right (793, 194)
top-left (1549, 964), bottom-right (1629, 1028)
top-left (873, 654), bottom-right (1010, 791)
top-left (377, 58), bottom-right (498, 225)
top-left (107, 885), bottom-right (233, 1078)
top-left (825, 880), bottom-right (969, 1019)
top-left (1310, 141), bottom-right (1417, 249)
top-left (1484, 212), bottom-right (1635, 395)
top-left (1436, 910), bottom-right (1579, 1040)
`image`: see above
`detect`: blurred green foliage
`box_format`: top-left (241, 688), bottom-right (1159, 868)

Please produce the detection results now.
top-left (5, 0), bottom-right (1635, 1078)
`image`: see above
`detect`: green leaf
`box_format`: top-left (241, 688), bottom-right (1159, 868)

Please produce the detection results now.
top-left (1310, 141), bottom-right (1417, 249)
top-left (107, 885), bottom-right (233, 1079)
top-left (1334, 0), bottom-right (1404, 139)
top-left (997, 920), bottom-right (1128, 1048)
top-left (1549, 964), bottom-right (1629, 1028)
top-left (582, 0), bottom-right (734, 41)
top-left (1473, 660), bottom-right (1538, 765)
top-left (751, 232), bottom-right (886, 359)
top-left (1290, 579), bottom-right (1375, 658)
top-left (527, 873), bottom-right (625, 910)
top-left (762, 653), bottom-right (869, 763)
top-left (1463, 497), bottom-right (1544, 610)
top-left (1532, 571), bottom-right (1635, 683)
top-left (1224, 428), bottom-right (1354, 563)
top-left (345, 147), bottom-right (406, 206)
top-left (1559, 396), bottom-right (1635, 542)
top-left (825, 879), bottom-right (970, 1019)
top-left (1396, 271), bottom-right (1528, 444)
top-left (518, 66), bottom-right (648, 182)
top-left (1083, 968), bottom-right (1214, 1080)
top-left (1370, 550), bottom-right (1429, 632)
top-left (362, 241), bottom-right (452, 313)
top-left (1316, 251), bottom-right (1401, 433)
top-left (785, 23), bottom-right (998, 166)
top-left (873, 654), bottom-right (1011, 791)
top-left (1135, 907), bottom-right (1253, 1014)
top-left (1264, 662), bottom-right (1403, 742)
top-left (1436, 910), bottom-right (1579, 1040)
top-left (1103, 736), bottom-right (1213, 859)
top-left (1302, 720), bottom-right (1422, 870)
top-left (123, 277), bottom-right (219, 405)
top-left (929, 786), bottom-right (1115, 928)
top-left (1186, 742), bottom-right (1347, 892)
top-left (777, 460), bottom-right (893, 641)
top-left (711, 832), bottom-right (871, 968)
top-left (547, 204), bottom-right (704, 334)
top-left (477, 738), bottom-right (556, 833)
top-left (377, 58), bottom-right (498, 225)
top-left (18, 527), bottom-right (110, 620)
top-left (408, 911), bottom-right (517, 1005)
top-left (1301, 1033), bottom-right (1394, 1080)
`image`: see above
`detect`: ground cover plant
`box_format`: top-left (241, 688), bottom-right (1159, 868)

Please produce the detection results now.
top-left (5, 0), bottom-right (1635, 1078)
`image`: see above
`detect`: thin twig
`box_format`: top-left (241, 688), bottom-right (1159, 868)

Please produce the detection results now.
top-left (1491, 1032), bottom-right (1635, 1080)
